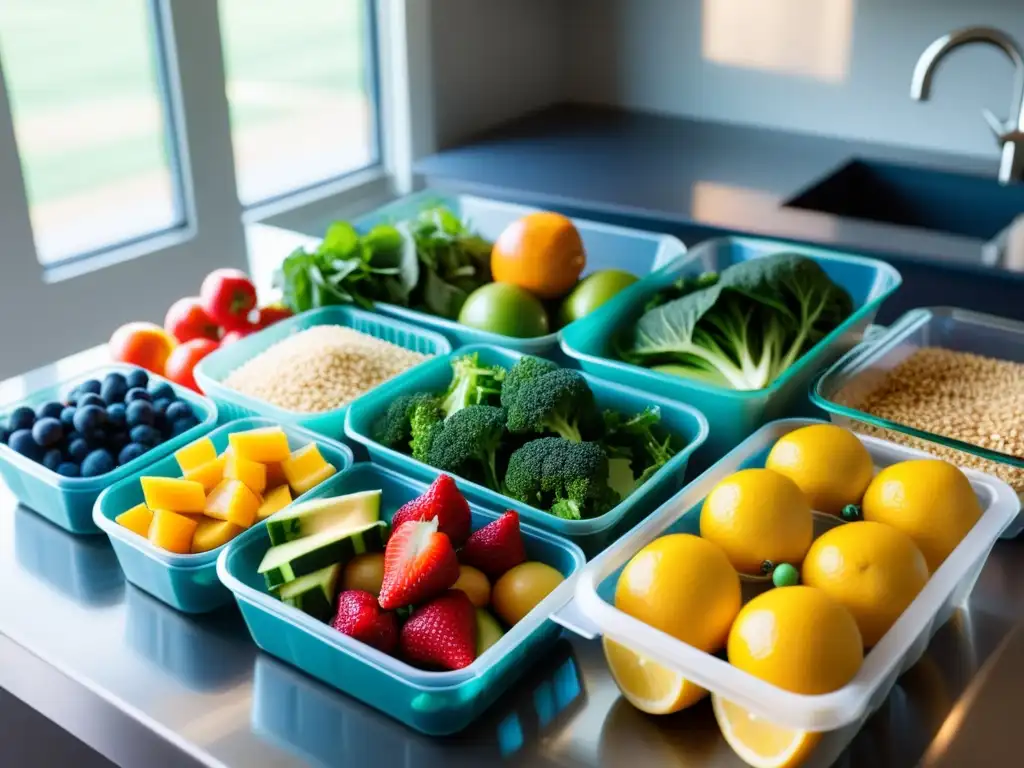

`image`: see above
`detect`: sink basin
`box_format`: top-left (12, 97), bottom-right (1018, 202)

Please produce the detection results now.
top-left (786, 159), bottom-right (1024, 240)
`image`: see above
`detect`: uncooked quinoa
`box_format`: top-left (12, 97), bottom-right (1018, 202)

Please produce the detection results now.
top-left (224, 326), bottom-right (429, 413)
top-left (836, 346), bottom-right (1024, 492)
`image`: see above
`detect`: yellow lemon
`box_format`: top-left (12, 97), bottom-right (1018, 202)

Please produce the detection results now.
top-left (765, 424), bottom-right (874, 515)
top-left (615, 533), bottom-right (742, 652)
top-left (700, 469), bottom-right (814, 575)
top-left (728, 586), bottom-right (863, 695)
top-left (603, 638), bottom-right (707, 715)
top-left (713, 695), bottom-right (821, 768)
top-left (861, 459), bottom-right (982, 572)
top-left (802, 521), bottom-right (929, 647)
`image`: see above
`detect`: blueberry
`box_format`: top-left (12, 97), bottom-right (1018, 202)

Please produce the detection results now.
top-left (79, 393), bottom-right (105, 409)
top-left (126, 369), bottom-right (149, 390)
top-left (165, 401), bottom-right (193, 423)
top-left (152, 397), bottom-right (172, 415)
top-left (126, 400), bottom-right (155, 428)
top-left (101, 378), bottom-right (128, 405)
top-left (129, 424), bottom-right (162, 447)
top-left (78, 379), bottom-right (101, 395)
top-left (81, 449), bottom-right (115, 477)
top-left (125, 388), bottom-right (152, 404)
top-left (56, 462), bottom-right (80, 478)
top-left (9, 429), bottom-right (41, 460)
top-left (103, 372), bottom-right (127, 389)
top-left (36, 401), bottom-right (64, 420)
top-left (118, 442), bottom-right (148, 466)
top-left (105, 431), bottom-right (130, 450)
top-left (42, 448), bottom-right (63, 471)
top-left (8, 406), bottom-right (35, 431)
top-left (67, 438), bottom-right (90, 463)
top-left (31, 417), bottom-right (63, 447)
top-left (106, 403), bottom-right (127, 429)
top-left (170, 416), bottom-right (199, 437)
top-left (0, 427), bottom-right (9, 445)
top-left (60, 406), bottom-right (77, 430)
top-left (148, 381), bottom-right (175, 402)
top-left (73, 405), bottom-right (106, 435)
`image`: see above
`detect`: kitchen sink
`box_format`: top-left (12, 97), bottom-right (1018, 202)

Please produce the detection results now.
top-left (786, 159), bottom-right (1024, 240)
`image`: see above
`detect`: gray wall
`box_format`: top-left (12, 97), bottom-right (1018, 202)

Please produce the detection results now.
top-left (566, 0), bottom-right (1024, 158)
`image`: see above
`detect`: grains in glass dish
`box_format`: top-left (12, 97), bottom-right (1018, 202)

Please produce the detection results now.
top-left (224, 326), bottom-right (428, 413)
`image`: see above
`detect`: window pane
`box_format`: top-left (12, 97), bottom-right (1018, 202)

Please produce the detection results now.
top-left (0, 0), bottom-right (183, 265)
top-left (219, 0), bottom-right (377, 206)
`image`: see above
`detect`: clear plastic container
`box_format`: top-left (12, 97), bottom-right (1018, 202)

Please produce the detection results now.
top-left (193, 306), bottom-right (451, 440)
top-left (343, 344), bottom-right (710, 557)
top-left (560, 236), bottom-right (902, 464)
top-left (217, 463), bottom-right (586, 735)
top-left (93, 417), bottom-right (353, 614)
top-left (352, 190), bottom-right (688, 357)
top-left (553, 418), bottom-right (1019, 753)
top-left (0, 364), bottom-right (218, 534)
top-left (812, 307), bottom-right (1024, 533)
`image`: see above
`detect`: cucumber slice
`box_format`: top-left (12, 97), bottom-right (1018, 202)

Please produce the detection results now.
top-left (266, 490), bottom-right (382, 546)
top-left (278, 563), bottom-right (342, 621)
top-left (259, 520), bottom-right (388, 590)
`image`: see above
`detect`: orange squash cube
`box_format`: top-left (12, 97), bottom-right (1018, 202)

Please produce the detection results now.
top-left (148, 509), bottom-right (199, 554)
top-left (141, 476), bottom-right (206, 514)
top-left (282, 443), bottom-right (336, 495)
top-left (116, 502), bottom-right (153, 538)
top-left (183, 456), bottom-right (226, 493)
top-left (264, 461), bottom-right (287, 489)
top-left (257, 484), bottom-right (292, 520)
top-left (228, 427), bottom-right (290, 463)
top-left (224, 453), bottom-right (267, 494)
top-left (174, 438), bottom-right (217, 473)
top-left (204, 479), bottom-right (260, 528)
top-left (191, 518), bottom-right (245, 554)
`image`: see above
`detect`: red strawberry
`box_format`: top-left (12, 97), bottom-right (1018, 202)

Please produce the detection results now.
top-left (391, 474), bottom-right (472, 546)
top-left (460, 511), bottom-right (526, 579)
top-left (378, 518), bottom-right (460, 610)
top-left (331, 590), bottom-right (399, 654)
top-left (400, 590), bottom-right (477, 671)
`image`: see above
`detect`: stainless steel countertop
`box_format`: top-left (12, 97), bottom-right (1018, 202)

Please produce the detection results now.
top-left (3, 353), bottom-right (1024, 768)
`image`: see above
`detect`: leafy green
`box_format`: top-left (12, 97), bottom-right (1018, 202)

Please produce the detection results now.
top-left (623, 253), bottom-right (853, 390)
top-left (407, 207), bottom-right (492, 319)
top-left (440, 352), bottom-right (505, 418)
top-left (601, 406), bottom-right (678, 494)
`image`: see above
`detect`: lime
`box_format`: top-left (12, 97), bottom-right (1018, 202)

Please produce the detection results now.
top-left (559, 270), bottom-right (638, 325)
top-left (457, 282), bottom-right (549, 338)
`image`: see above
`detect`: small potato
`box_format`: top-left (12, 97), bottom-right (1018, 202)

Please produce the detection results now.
top-left (453, 565), bottom-right (491, 608)
top-left (343, 553), bottom-right (385, 596)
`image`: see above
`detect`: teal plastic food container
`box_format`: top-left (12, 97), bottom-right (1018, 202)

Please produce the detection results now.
top-left (560, 236), bottom-right (901, 466)
top-left (344, 344), bottom-right (709, 557)
top-left (218, 463), bottom-right (586, 735)
top-left (352, 190), bottom-right (688, 357)
top-left (93, 417), bottom-right (353, 614)
top-left (0, 364), bottom-right (217, 534)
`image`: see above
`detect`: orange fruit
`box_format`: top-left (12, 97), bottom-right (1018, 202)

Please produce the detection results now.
top-left (109, 322), bottom-right (176, 376)
top-left (491, 212), bottom-right (586, 299)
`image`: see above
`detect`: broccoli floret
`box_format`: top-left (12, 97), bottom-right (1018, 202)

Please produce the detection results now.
top-left (500, 355), bottom-right (559, 409)
top-left (426, 405), bottom-right (506, 490)
top-left (505, 437), bottom-right (618, 520)
top-left (601, 406), bottom-right (679, 491)
top-left (410, 399), bottom-right (445, 462)
top-left (504, 368), bottom-right (599, 443)
top-left (441, 353), bottom-right (506, 418)
top-left (373, 393), bottom-right (442, 449)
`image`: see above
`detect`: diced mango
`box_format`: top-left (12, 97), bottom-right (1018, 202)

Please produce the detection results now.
top-left (282, 443), bottom-right (336, 494)
top-left (204, 479), bottom-right (260, 528)
top-left (191, 518), bottom-right (245, 554)
top-left (175, 438), bottom-right (217, 473)
top-left (148, 509), bottom-right (199, 554)
top-left (229, 427), bottom-right (291, 463)
top-left (257, 484), bottom-right (292, 520)
top-left (116, 502), bottom-right (153, 538)
top-left (183, 455), bottom-right (226, 493)
top-left (224, 453), bottom-right (267, 494)
top-left (141, 476), bottom-right (206, 514)
top-left (265, 461), bottom-right (287, 489)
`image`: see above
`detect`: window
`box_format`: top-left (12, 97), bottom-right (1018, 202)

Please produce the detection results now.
top-left (0, 0), bottom-right (182, 265)
top-left (219, 0), bottom-right (378, 206)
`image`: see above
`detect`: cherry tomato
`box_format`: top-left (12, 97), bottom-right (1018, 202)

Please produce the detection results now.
top-left (164, 296), bottom-right (220, 343)
top-left (256, 304), bottom-right (293, 329)
top-left (200, 269), bottom-right (257, 330)
top-left (163, 338), bottom-right (219, 392)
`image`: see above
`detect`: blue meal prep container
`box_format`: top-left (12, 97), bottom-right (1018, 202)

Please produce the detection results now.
top-left (193, 305), bottom-right (451, 441)
top-left (0, 364), bottom-right (218, 534)
top-left (343, 344), bottom-right (709, 557)
top-left (560, 236), bottom-right (902, 467)
top-left (218, 462), bottom-right (586, 736)
top-left (351, 190), bottom-right (688, 357)
top-left (93, 417), bottom-right (353, 614)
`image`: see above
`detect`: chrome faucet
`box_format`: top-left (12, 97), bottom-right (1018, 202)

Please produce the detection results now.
top-left (911, 26), bottom-right (1024, 184)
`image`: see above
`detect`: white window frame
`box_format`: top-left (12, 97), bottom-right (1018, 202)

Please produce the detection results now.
top-left (0, 0), bottom-right (436, 378)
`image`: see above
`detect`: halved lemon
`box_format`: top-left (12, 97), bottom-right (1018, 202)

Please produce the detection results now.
top-left (603, 638), bottom-right (707, 715)
top-left (712, 694), bottom-right (820, 768)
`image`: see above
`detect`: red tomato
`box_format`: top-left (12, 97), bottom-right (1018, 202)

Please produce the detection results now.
top-left (164, 338), bottom-right (219, 392)
top-left (256, 304), bottom-right (294, 329)
top-left (164, 297), bottom-right (219, 343)
top-left (200, 269), bottom-right (257, 330)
